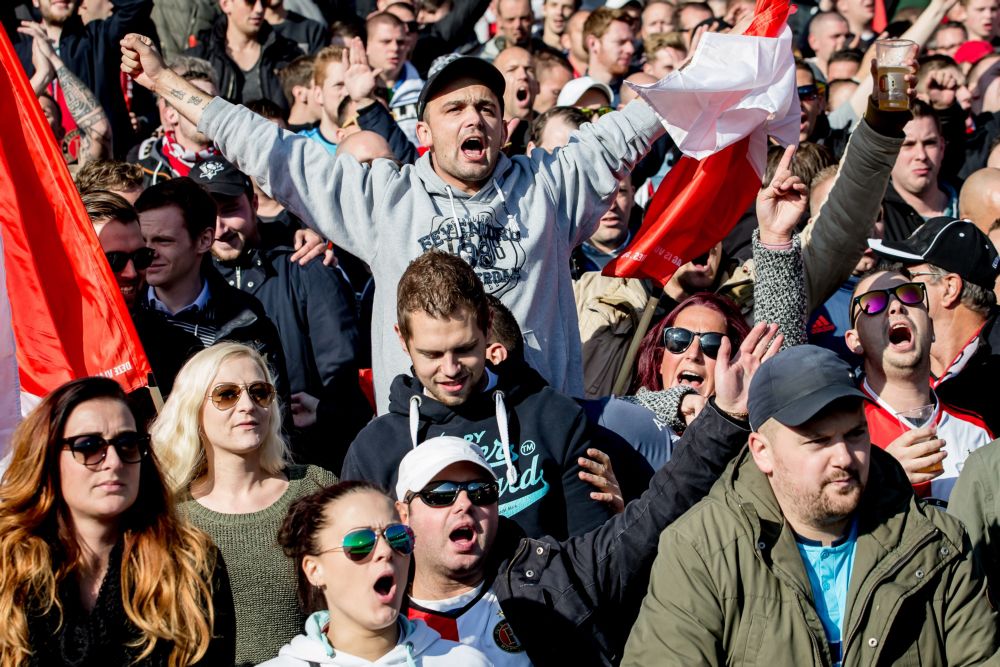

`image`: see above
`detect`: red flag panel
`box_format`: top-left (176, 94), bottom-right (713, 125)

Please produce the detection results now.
top-left (0, 29), bottom-right (151, 396)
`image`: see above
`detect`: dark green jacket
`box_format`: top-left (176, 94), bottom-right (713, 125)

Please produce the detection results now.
top-left (950, 438), bottom-right (1000, 597)
top-left (623, 446), bottom-right (999, 666)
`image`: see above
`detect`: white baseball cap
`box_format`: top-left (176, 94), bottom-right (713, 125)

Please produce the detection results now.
top-left (605, 0), bottom-right (644, 8)
top-left (555, 76), bottom-right (614, 108)
top-left (395, 436), bottom-right (497, 500)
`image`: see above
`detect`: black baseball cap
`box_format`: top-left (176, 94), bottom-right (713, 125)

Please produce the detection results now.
top-left (748, 345), bottom-right (868, 431)
top-left (417, 54), bottom-right (506, 120)
top-left (189, 158), bottom-right (253, 199)
top-left (868, 217), bottom-right (1000, 291)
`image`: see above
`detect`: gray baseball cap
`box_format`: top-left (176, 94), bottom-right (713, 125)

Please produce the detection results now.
top-left (748, 345), bottom-right (868, 431)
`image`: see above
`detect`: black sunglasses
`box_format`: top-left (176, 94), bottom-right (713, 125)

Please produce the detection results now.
top-left (207, 382), bottom-right (276, 410)
top-left (320, 523), bottom-right (415, 562)
top-left (61, 432), bottom-right (150, 468)
top-left (850, 282), bottom-right (926, 325)
top-left (405, 480), bottom-right (500, 508)
top-left (105, 248), bottom-right (155, 273)
top-left (798, 83), bottom-right (824, 101)
top-left (662, 327), bottom-right (726, 359)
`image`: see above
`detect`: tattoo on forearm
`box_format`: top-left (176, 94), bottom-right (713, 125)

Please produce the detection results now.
top-left (167, 88), bottom-right (186, 102)
top-left (54, 64), bottom-right (111, 161)
top-left (187, 94), bottom-right (204, 106)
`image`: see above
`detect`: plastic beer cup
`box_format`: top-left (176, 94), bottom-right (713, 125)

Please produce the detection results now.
top-left (876, 39), bottom-right (915, 111)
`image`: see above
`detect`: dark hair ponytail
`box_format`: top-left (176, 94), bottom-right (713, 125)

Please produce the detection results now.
top-left (279, 481), bottom-right (388, 613)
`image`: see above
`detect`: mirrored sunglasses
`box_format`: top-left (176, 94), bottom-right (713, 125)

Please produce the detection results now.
top-left (405, 480), bottom-right (500, 508)
top-left (322, 523), bottom-right (415, 562)
top-left (105, 248), bottom-right (155, 273)
top-left (61, 432), bottom-right (150, 468)
top-left (578, 105), bottom-right (614, 117)
top-left (662, 327), bottom-right (726, 359)
top-left (207, 381), bottom-right (276, 410)
top-left (850, 282), bottom-right (926, 324)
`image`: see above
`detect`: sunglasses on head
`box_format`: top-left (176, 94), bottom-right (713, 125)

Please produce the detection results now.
top-left (105, 248), bottom-right (155, 273)
top-left (662, 327), bottom-right (726, 359)
top-left (321, 523), bottom-right (415, 562)
top-left (405, 480), bottom-right (500, 508)
top-left (207, 381), bottom-right (276, 410)
top-left (578, 105), bottom-right (614, 117)
top-left (61, 432), bottom-right (150, 468)
top-left (850, 282), bottom-right (926, 325)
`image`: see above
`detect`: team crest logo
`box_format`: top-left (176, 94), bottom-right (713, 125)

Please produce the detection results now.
top-left (198, 161), bottom-right (224, 180)
top-left (492, 620), bottom-right (524, 653)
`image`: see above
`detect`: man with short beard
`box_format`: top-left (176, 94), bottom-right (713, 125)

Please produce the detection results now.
top-left (624, 344), bottom-right (1000, 665)
top-left (845, 269), bottom-right (992, 501)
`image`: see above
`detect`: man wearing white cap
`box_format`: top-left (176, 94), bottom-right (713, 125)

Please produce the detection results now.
top-left (392, 320), bottom-right (782, 666)
top-left (555, 75), bottom-right (615, 118)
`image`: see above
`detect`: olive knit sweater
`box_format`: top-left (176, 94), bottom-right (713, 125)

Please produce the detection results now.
top-left (180, 464), bottom-right (336, 666)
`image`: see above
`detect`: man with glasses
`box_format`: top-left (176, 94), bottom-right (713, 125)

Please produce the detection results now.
top-left (870, 216), bottom-right (1000, 435)
top-left (184, 0), bottom-right (303, 111)
top-left (844, 269), bottom-right (992, 501)
top-left (393, 308), bottom-right (773, 665)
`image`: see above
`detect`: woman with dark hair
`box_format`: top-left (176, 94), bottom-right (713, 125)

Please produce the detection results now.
top-left (0, 376), bottom-right (235, 666)
top-left (263, 482), bottom-right (489, 666)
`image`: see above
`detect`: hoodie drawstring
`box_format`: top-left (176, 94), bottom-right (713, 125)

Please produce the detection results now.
top-left (408, 395), bottom-right (422, 449)
top-left (493, 390), bottom-right (517, 484)
top-left (405, 641), bottom-right (417, 667)
top-left (493, 178), bottom-right (518, 227)
top-left (445, 185), bottom-right (461, 230)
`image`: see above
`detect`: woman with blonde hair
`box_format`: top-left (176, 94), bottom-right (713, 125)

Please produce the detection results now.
top-left (0, 376), bottom-right (235, 666)
top-left (151, 342), bottom-right (336, 665)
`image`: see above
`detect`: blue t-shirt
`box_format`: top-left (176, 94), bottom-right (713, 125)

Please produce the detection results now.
top-left (795, 519), bottom-right (858, 666)
top-left (299, 126), bottom-right (337, 156)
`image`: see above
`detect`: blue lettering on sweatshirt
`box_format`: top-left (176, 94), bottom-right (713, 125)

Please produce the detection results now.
top-left (472, 436), bottom-right (550, 518)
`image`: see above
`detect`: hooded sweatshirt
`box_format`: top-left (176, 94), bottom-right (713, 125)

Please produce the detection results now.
top-left (341, 362), bottom-right (614, 539)
top-left (197, 97), bottom-right (665, 413)
top-left (259, 613), bottom-right (490, 666)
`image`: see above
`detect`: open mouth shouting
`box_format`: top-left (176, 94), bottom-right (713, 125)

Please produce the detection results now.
top-left (448, 521), bottom-right (478, 553)
top-left (460, 135), bottom-right (487, 163)
top-left (515, 85), bottom-right (531, 107)
top-left (372, 569), bottom-right (398, 605)
top-left (676, 369), bottom-right (705, 389)
top-left (887, 319), bottom-right (915, 352)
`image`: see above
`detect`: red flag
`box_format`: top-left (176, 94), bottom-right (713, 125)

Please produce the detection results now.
top-left (0, 28), bottom-right (152, 398)
top-left (603, 0), bottom-right (793, 286)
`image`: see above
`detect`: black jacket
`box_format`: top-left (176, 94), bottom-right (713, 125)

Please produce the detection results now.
top-left (127, 136), bottom-right (176, 187)
top-left (134, 266), bottom-right (293, 422)
top-left (342, 360), bottom-right (616, 540)
top-left (214, 245), bottom-right (371, 472)
top-left (356, 100), bottom-right (418, 165)
top-left (27, 541), bottom-right (236, 666)
top-left (7, 0), bottom-right (155, 157)
top-left (186, 17), bottom-right (303, 111)
top-left (272, 11), bottom-right (327, 55)
top-left (490, 401), bottom-right (748, 666)
top-left (881, 180), bottom-right (958, 242)
top-left (935, 309), bottom-right (1000, 436)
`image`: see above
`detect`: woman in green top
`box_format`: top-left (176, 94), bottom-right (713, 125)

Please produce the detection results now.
top-left (151, 342), bottom-right (337, 666)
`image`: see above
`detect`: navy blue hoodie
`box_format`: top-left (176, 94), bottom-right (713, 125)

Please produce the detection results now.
top-left (341, 362), bottom-right (614, 540)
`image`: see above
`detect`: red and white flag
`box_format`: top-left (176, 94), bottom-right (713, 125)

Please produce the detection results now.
top-left (604, 0), bottom-right (798, 285)
top-left (0, 28), bottom-right (152, 452)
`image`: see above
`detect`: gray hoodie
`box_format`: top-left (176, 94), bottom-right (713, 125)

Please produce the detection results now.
top-left (198, 99), bottom-right (665, 412)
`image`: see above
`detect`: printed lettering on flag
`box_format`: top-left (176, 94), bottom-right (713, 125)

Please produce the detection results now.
top-left (0, 28), bottom-right (151, 423)
top-left (604, 0), bottom-right (798, 286)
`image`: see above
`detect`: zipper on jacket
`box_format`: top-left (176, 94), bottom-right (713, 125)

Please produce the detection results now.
top-left (842, 527), bottom-right (945, 661)
top-left (235, 265), bottom-right (241, 289)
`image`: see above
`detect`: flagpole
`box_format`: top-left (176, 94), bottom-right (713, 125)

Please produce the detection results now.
top-left (611, 284), bottom-right (663, 396)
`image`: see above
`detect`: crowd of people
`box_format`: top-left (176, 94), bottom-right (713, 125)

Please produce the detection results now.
top-left (5, 0), bottom-right (1000, 662)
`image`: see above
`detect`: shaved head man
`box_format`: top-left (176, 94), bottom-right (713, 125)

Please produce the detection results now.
top-left (337, 130), bottom-right (395, 164)
top-left (808, 12), bottom-right (851, 79)
top-left (960, 168), bottom-right (1000, 234)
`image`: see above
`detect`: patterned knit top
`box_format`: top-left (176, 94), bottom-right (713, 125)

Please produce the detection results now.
top-left (179, 464), bottom-right (337, 666)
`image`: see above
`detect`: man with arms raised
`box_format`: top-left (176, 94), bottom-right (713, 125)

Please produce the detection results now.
top-left (121, 32), bottom-right (666, 412)
top-left (623, 345), bottom-right (999, 665)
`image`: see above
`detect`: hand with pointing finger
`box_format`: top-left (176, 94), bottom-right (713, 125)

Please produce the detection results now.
top-left (756, 144), bottom-right (808, 246)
